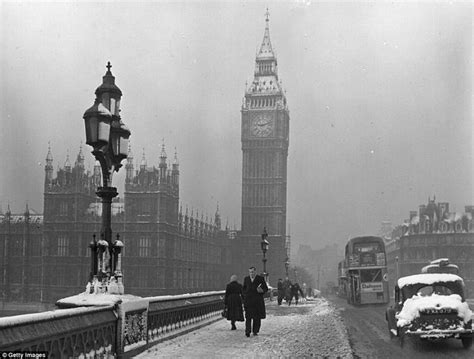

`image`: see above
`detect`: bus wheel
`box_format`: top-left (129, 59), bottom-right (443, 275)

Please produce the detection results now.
top-left (461, 337), bottom-right (473, 349)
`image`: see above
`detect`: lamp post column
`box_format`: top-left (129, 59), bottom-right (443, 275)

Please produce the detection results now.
top-left (83, 62), bottom-right (131, 293)
top-left (89, 234), bottom-right (98, 281)
top-left (395, 256), bottom-right (399, 280)
top-left (260, 227), bottom-right (269, 283)
top-left (262, 252), bottom-right (267, 278)
top-left (97, 186), bottom-right (118, 274)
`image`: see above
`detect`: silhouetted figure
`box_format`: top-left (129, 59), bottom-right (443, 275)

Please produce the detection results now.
top-left (288, 282), bottom-right (304, 306)
top-left (242, 266), bottom-right (268, 337)
top-left (224, 274), bottom-right (244, 330)
top-left (277, 278), bottom-right (285, 305)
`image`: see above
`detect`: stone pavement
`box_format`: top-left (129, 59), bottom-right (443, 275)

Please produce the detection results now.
top-left (136, 298), bottom-right (353, 358)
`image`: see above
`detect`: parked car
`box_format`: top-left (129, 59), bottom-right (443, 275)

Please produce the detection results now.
top-left (386, 273), bottom-right (474, 349)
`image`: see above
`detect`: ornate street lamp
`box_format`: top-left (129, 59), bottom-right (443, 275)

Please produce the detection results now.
top-left (83, 62), bottom-right (131, 294)
top-left (261, 227), bottom-right (269, 282)
top-left (285, 257), bottom-right (290, 277)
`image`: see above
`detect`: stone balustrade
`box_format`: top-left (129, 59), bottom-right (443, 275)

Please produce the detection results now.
top-left (0, 291), bottom-right (225, 358)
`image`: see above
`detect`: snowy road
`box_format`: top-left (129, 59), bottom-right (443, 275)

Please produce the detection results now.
top-left (329, 295), bottom-right (474, 359)
top-left (137, 298), bottom-right (352, 358)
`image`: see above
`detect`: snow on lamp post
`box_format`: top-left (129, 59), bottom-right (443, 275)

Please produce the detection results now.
top-left (83, 62), bottom-right (131, 294)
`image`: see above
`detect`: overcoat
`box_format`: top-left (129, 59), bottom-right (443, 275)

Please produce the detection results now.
top-left (242, 274), bottom-right (268, 319)
top-left (224, 280), bottom-right (244, 322)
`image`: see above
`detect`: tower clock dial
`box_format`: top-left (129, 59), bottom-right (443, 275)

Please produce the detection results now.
top-left (251, 114), bottom-right (273, 137)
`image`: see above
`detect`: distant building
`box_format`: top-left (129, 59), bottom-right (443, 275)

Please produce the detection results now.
top-left (294, 243), bottom-right (341, 290)
top-left (0, 206), bottom-right (43, 303)
top-left (385, 197), bottom-right (474, 295)
top-left (0, 12), bottom-right (294, 305)
top-left (379, 221), bottom-right (393, 242)
top-left (0, 142), bottom-right (233, 304)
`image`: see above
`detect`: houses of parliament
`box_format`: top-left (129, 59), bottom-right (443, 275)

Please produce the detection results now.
top-left (0, 14), bottom-right (291, 305)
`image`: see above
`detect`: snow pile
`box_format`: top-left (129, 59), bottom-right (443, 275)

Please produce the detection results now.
top-left (396, 293), bottom-right (472, 327)
top-left (397, 273), bottom-right (462, 288)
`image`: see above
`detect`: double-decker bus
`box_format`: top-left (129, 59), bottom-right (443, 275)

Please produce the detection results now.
top-left (337, 260), bottom-right (348, 298)
top-left (345, 236), bottom-right (389, 304)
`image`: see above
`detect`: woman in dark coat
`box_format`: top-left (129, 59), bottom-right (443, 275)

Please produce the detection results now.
top-left (224, 274), bottom-right (244, 330)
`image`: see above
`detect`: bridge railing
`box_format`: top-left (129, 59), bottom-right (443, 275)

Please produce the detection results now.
top-left (0, 305), bottom-right (117, 358)
top-left (0, 291), bottom-right (225, 358)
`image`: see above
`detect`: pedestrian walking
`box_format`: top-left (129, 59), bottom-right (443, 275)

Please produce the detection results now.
top-left (302, 282), bottom-right (307, 298)
top-left (224, 274), bottom-right (244, 330)
top-left (242, 266), bottom-right (268, 337)
top-left (283, 276), bottom-right (292, 304)
top-left (288, 282), bottom-right (304, 306)
top-left (277, 278), bottom-right (285, 305)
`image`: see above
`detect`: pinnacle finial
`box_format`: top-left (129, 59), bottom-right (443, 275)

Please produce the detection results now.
top-left (160, 139), bottom-right (167, 159)
top-left (265, 7), bottom-right (270, 22)
top-left (173, 147), bottom-right (179, 165)
top-left (106, 61), bottom-right (112, 72)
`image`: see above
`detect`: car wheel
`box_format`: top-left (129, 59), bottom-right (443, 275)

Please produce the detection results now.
top-left (398, 328), bottom-right (405, 348)
top-left (461, 337), bottom-right (473, 349)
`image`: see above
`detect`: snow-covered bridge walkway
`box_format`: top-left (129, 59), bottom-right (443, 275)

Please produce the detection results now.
top-left (136, 298), bottom-right (353, 358)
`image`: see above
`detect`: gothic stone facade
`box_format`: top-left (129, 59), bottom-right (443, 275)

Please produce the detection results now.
top-left (235, 14), bottom-right (290, 282)
top-left (0, 144), bottom-right (232, 304)
top-left (385, 198), bottom-right (474, 296)
top-left (0, 209), bottom-right (43, 303)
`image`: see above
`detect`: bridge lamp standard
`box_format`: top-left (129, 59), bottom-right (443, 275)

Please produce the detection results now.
top-left (285, 257), bottom-right (290, 277)
top-left (261, 227), bottom-right (269, 283)
top-left (83, 62), bottom-right (131, 294)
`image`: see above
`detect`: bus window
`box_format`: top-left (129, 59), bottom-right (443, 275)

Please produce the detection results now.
top-left (360, 269), bottom-right (382, 282)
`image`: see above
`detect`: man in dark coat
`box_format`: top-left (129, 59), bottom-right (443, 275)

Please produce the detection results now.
top-left (283, 276), bottom-right (292, 303)
top-left (242, 266), bottom-right (268, 337)
top-left (288, 282), bottom-right (304, 306)
top-left (224, 274), bottom-right (244, 330)
top-left (277, 278), bottom-right (285, 305)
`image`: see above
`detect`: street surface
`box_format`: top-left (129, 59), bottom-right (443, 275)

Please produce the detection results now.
top-left (137, 298), bottom-right (352, 358)
top-left (328, 295), bottom-right (474, 359)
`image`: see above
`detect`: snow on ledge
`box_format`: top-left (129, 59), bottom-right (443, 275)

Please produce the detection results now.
top-left (143, 290), bottom-right (225, 302)
top-left (0, 305), bottom-right (113, 328)
top-left (56, 292), bottom-right (143, 308)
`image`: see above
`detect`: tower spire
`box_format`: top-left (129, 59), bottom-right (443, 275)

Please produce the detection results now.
top-left (257, 7), bottom-right (275, 60)
top-left (140, 148), bottom-right (147, 171)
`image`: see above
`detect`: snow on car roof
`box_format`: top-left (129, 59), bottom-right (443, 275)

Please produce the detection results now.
top-left (430, 258), bottom-right (450, 264)
top-left (397, 273), bottom-right (463, 288)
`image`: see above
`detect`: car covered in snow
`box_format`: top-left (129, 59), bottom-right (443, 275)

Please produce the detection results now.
top-left (386, 273), bottom-right (474, 348)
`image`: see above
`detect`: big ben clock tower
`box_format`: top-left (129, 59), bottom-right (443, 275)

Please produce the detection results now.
top-left (239, 10), bottom-right (290, 282)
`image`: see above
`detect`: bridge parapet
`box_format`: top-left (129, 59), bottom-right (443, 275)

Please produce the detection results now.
top-left (0, 305), bottom-right (117, 357)
top-left (0, 291), bottom-right (225, 358)
top-left (145, 291), bottom-right (224, 348)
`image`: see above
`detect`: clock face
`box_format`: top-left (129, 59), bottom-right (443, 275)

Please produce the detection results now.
top-left (251, 115), bottom-right (273, 137)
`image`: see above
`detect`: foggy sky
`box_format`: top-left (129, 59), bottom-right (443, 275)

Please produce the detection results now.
top-left (0, 1), bottom-right (472, 256)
